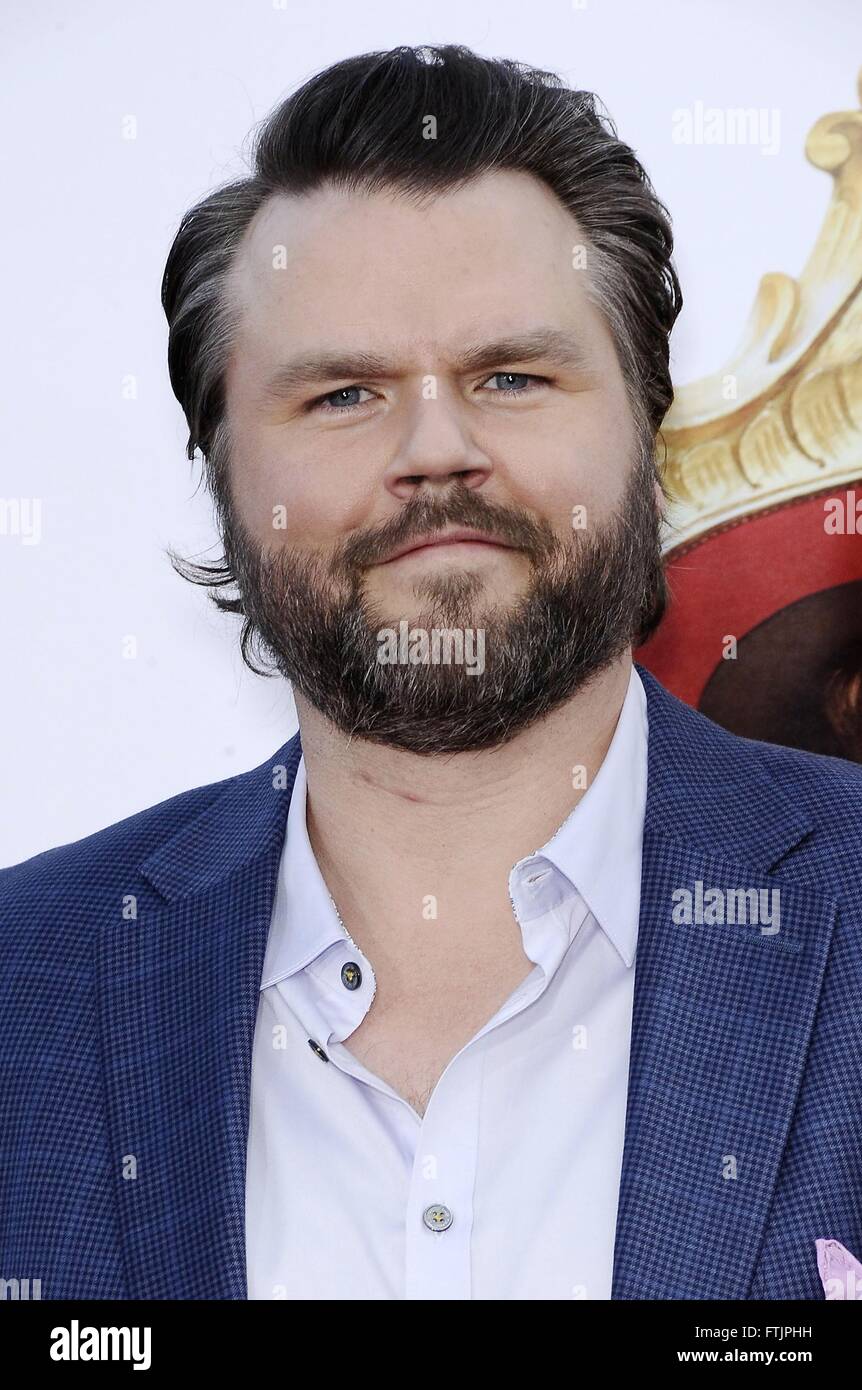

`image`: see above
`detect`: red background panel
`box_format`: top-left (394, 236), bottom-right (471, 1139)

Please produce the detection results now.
top-left (635, 487), bottom-right (862, 706)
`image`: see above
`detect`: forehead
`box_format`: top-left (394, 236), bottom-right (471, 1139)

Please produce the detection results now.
top-left (225, 170), bottom-right (608, 364)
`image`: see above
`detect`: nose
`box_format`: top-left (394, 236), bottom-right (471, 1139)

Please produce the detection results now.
top-left (383, 395), bottom-right (493, 501)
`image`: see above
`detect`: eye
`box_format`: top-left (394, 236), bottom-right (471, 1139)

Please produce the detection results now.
top-left (311, 385), bottom-right (376, 413)
top-left (309, 372), bottom-right (548, 414)
top-left (479, 372), bottom-right (548, 397)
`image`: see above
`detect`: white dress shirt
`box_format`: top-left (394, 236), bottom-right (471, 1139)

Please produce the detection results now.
top-left (246, 664), bottom-right (648, 1300)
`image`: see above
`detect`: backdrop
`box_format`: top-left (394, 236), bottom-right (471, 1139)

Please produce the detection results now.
top-left (2, 0), bottom-right (860, 865)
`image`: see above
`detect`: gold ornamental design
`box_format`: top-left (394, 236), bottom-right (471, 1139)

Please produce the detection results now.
top-left (661, 66), bottom-right (862, 553)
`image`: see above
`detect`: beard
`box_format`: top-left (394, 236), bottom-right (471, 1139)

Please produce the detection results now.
top-left (221, 444), bottom-right (667, 754)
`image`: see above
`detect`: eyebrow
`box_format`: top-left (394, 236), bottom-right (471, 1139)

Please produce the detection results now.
top-left (259, 327), bottom-right (596, 403)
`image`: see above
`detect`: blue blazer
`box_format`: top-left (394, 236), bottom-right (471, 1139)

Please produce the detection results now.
top-left (2, 663), bottom-right (861, 1300)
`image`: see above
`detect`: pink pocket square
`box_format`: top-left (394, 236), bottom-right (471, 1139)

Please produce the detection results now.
top-left (816, 1239), bottom-right (862, 1299)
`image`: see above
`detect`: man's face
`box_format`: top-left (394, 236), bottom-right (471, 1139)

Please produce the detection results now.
top-left (220, 170), bottom-right (665, 752)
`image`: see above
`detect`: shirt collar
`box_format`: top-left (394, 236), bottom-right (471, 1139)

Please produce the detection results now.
top-left (260, 754), bottom-right (349, 989)
top-left (262, 663), bottom-right (648, 988)
top-left (524, 663), bottom-right (648, 967)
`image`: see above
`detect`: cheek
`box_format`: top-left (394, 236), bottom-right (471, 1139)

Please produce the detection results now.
top-left (228, 455), bottom-right (284, 540)
top-left (501, 411), bottom-right (629, 539)
top-left (229, 436), bottom-right (373, 551)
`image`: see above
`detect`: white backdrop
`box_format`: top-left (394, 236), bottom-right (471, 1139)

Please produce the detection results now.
top-left (2, 0), bottom-right (859, 866)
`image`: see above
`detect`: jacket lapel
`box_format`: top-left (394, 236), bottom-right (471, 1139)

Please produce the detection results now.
top-left (96, 735), bottom-right (302, 1298)
top-left (612, 666), bottom-right (838, 1298)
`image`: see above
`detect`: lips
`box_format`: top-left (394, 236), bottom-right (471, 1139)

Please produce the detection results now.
top-left (380, 528), bottom-right (513, 564)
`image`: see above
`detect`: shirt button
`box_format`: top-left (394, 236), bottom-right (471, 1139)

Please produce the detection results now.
top-left (307, 1039), bottom-right (329, 1062)
top-left (423, 1204), bottom-right (454, 1232)
top-left (341, 961), bottom-right (362, 990)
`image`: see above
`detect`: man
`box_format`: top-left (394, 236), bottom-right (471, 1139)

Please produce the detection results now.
top-left (2, 44), bottom-right (861, 1302)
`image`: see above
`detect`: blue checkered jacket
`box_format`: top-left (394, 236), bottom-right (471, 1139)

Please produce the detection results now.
top-left (1, 664), bottom-right (861, 1299)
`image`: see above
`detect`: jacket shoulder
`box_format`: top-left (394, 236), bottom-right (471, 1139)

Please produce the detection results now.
top-left (748, 729), bottom-right (862, 800)
top-left (638, 665), bottom-right (862, 824)
top-left (0, 742), bottom-right (294, 941)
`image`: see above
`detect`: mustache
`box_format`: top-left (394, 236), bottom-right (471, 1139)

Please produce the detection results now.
top-left (329, 484), bottom-right (559, 576)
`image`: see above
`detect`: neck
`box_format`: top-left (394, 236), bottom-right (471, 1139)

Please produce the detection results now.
top-left (294, 652), bottom-right (634, 940)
